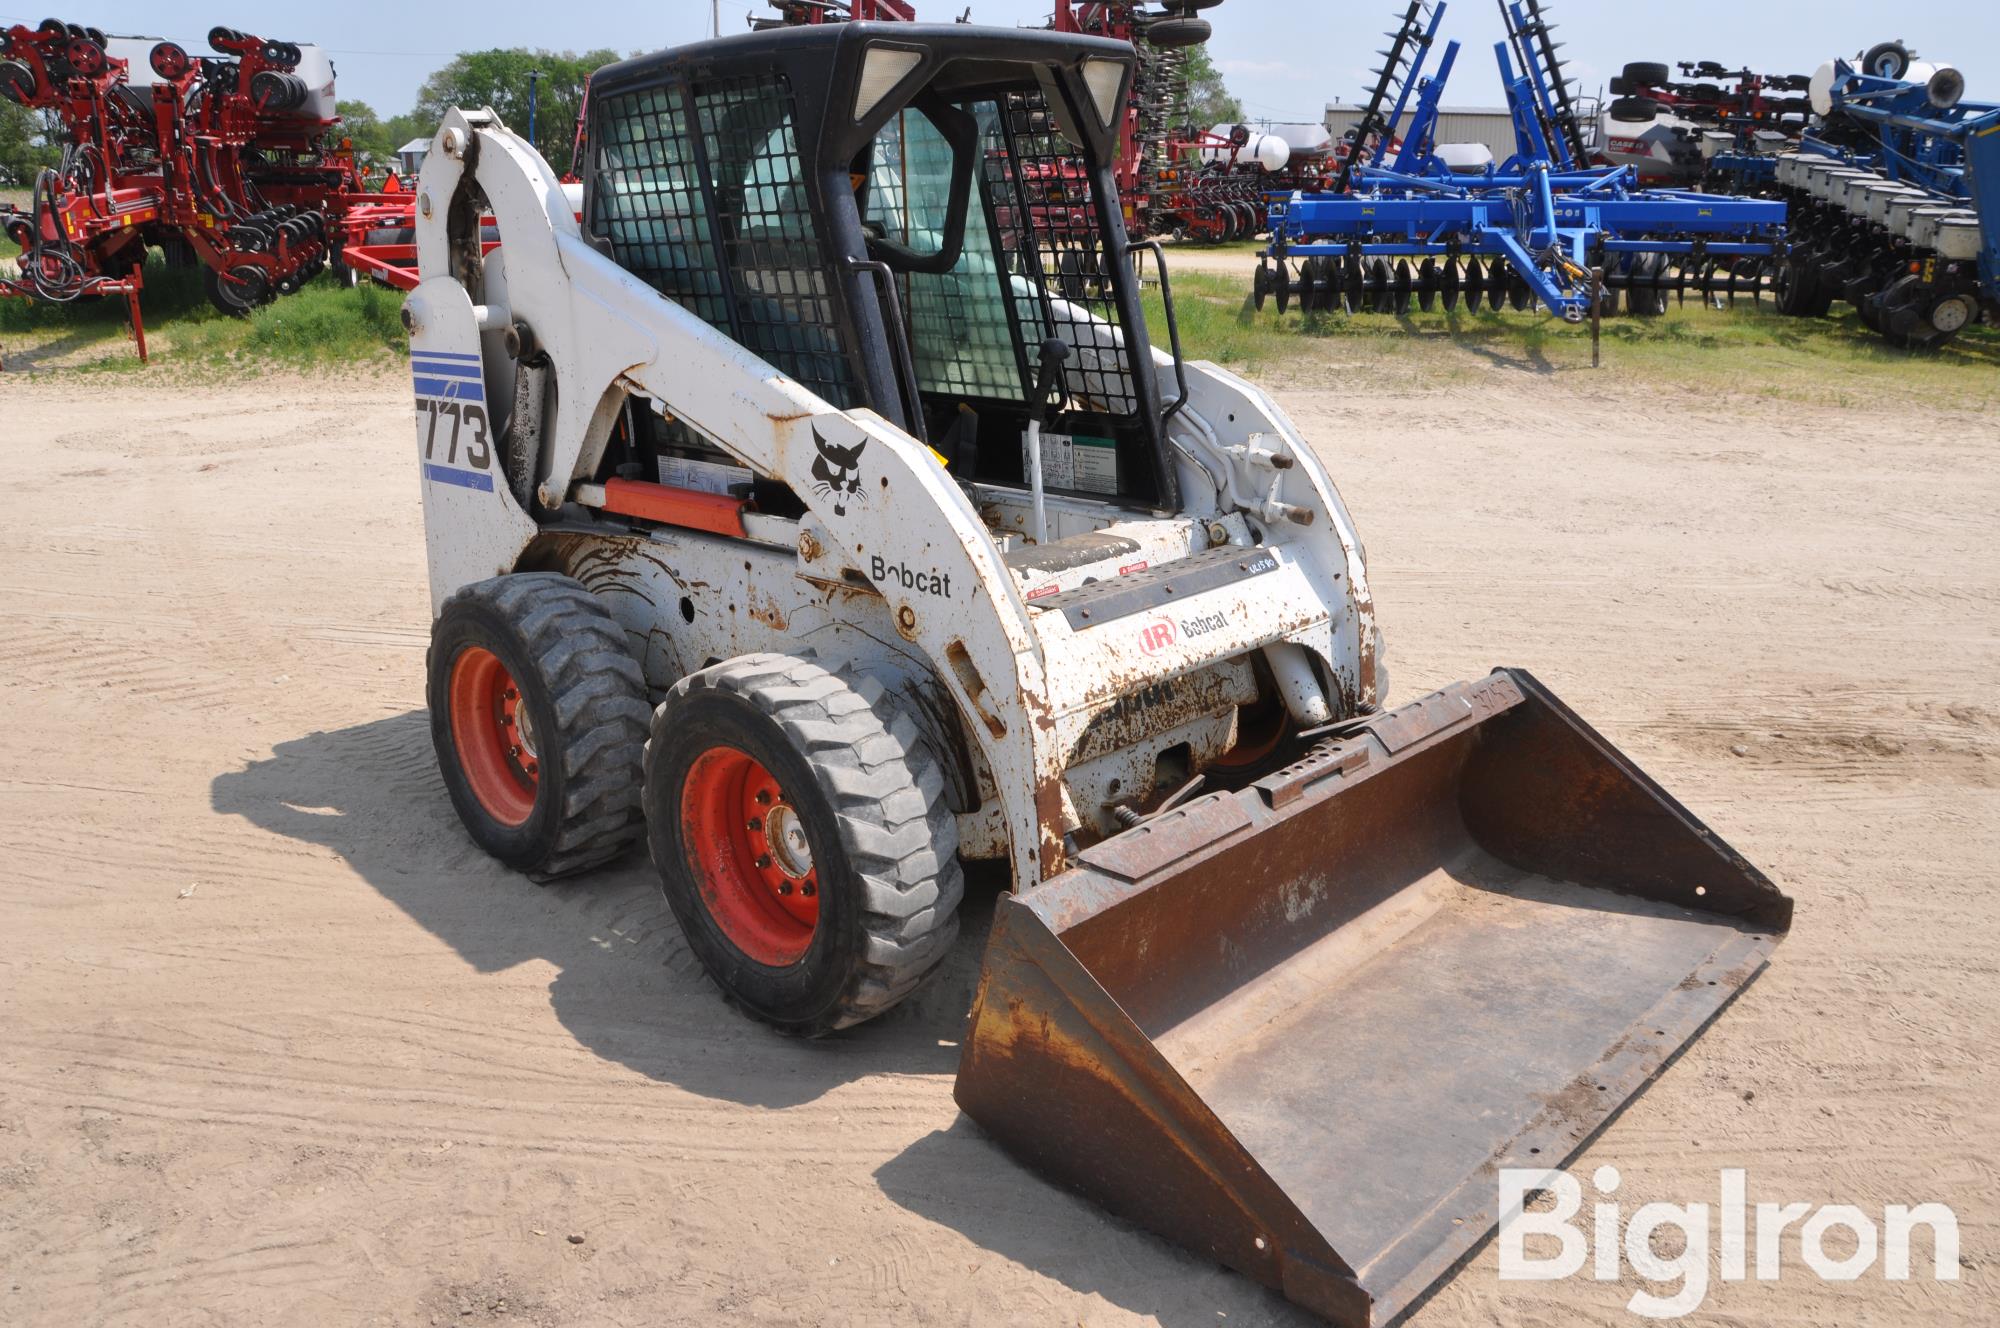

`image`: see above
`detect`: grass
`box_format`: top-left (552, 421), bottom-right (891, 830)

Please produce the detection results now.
top-left (1, 242), bottom-right (407, 373)
top-left (5, 229), bottom-right (1995, 407)
top-left (1142, 267), bottom-right (2000, 411)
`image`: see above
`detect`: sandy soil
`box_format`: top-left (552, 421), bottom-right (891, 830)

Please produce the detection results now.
top-left (0, 359), bottom-right (1994, 1328)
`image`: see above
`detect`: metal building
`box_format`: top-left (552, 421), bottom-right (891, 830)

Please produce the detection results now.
top-left (1324, 102), bottom-right (1520, 163)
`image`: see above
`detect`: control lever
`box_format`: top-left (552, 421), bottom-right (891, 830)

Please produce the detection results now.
top-left (1024, 337), bottom-right (1071, 546)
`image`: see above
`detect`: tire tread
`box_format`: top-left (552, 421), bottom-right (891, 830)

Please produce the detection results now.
top-left (430, 572), bottom-right (647, 879)
top-left (651, 652), bottom-right (963, 1032)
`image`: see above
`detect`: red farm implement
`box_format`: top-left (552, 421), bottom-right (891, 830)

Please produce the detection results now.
top-left (1045, 2), bottom-right (1332, 243)
top-left (1048, 0), bottom-right (1313, 244)
top-left (0, 19), bottom-right (414, 359)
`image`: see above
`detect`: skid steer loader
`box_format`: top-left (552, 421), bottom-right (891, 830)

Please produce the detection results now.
top-left (403, 21), bottom-right (1791, 1325)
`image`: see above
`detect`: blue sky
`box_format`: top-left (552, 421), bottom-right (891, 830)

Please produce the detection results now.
top-left (7, 1), bottom-right (1994, 122)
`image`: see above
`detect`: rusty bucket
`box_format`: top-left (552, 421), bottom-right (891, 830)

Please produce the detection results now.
top-left (954, 668), bottom-right (1791, 1327)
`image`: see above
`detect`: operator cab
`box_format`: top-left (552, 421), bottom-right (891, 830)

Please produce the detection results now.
top-left (579, 22), bottom-right (1182, 519)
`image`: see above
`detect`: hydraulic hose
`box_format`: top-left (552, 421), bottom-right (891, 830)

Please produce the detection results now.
top-left (25, 167), bottom-right (88, 301)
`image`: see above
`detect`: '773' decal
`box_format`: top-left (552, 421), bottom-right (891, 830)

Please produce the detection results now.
top-left (417, 397), bottom-right (494, 492)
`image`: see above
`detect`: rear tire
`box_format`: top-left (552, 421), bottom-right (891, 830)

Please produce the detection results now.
top-left (1623, 62), bottom-right (1670, 87)
top-left (428, 573), bottom-right (649, 879)
top-left (647, 654), bottom-right (963, 1037)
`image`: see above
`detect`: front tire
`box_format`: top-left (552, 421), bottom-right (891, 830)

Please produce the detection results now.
top-left (647, 654), bottom-right (963, 1037)
top-left (428, 573), bottom-right (650, 879)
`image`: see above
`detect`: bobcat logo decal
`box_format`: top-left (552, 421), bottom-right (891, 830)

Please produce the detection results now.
top-left (811, 429), bottom-right (868, 516)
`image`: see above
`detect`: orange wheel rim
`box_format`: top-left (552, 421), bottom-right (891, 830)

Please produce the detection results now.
top-left (682, 746), bottom-right (820, 966)
top-left (449, 646), bottom-right (539, 827)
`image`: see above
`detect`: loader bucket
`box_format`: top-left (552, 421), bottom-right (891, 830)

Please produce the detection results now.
top-left (954, 669), bottom-right (1790, 1327)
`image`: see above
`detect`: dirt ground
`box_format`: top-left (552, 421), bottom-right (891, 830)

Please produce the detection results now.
top-left (1, 349), bottom-right (1994, 1328)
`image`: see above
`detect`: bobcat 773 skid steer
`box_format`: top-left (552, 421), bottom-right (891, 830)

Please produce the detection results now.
top-left (402, 21), bottom-right (1792, 1326)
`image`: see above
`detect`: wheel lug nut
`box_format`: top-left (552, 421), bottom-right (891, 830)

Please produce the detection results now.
top-left (778, 882), bottom-right (792, 895)
top-left (756, 854), bottom-right (773, 869)
top-left (746, 816), bottom-right (762, 831)
top-left (801, 883), bottom-right (816, 897)
top-left (755, 790), bottom-right (772, 805)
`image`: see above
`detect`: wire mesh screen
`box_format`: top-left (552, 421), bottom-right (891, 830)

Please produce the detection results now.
top-left (692, 73), bottom-right (856, 407)
top-left (981, 91), bottom-right (1139, 418)
top-left (591, 74), bottom-right (857, 408)
top-left (591, 86), bottom-right (730, 329)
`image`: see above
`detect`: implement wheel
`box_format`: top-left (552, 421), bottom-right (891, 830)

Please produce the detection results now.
top-left (203, 264), bottom-right (268, 316)
top-left (428, 572), bottom-right (650, 879)
top-left (648, 654), bottom-right (963, 1036)
top-left (1146, 17), bottom-right (1212, 48)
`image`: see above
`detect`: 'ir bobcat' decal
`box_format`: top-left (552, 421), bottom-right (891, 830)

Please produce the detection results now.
top-left (811, 429), bottom-right (867, 516)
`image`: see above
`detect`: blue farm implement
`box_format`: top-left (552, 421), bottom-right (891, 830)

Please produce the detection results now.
top-left (1755, 50), bottom-right (1998, 347)
top-left (1256, 1), bottom-right (1786, 322)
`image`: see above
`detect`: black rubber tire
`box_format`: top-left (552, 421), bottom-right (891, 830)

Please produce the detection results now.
top-left (428, 573), bottom-right (650, 879)
top-left (1146, 17), bottom-right (1212, 48)
top-left (1607, 75), bottom-right (1633, 96)
top-left (1860, 42), bottom-right (1911, 81)
top-left (1609, 97), bottom-right (1663, 124)
top-left (1772, 253), bottom-right (1824, 318)
top-left (1623, 62), bottom-right (1670, 87)
top-left (1629, 255), bottom-right (1668, 317)
top-left (647, 654), bottom-right (963, 1037)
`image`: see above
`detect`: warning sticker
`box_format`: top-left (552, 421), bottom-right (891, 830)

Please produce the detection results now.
top-left (1030, 433), bottom-right (1120, 496)
top-left (657, 455), bottom-right (753, 497)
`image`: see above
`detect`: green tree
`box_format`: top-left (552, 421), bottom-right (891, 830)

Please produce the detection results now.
top-left (0, 100), bottom-right (58, 187)
top-left (335, 99), bottom-right (397, 166)
top-left (384, 113), bottom-right (432, 153)
top-left (412, 48), bottom-right (618, 173)
top-left (1179, 46), bottom-right (1243, 127)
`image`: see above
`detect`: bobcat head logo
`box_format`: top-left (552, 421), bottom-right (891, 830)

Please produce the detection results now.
top-left (811, 429), bottom-right (868, 517)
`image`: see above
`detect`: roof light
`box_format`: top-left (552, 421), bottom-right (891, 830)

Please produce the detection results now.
top-left (854, 46), bottom-right (922, 122)
top-left (1082, 58), bottom-right (1125, 129)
